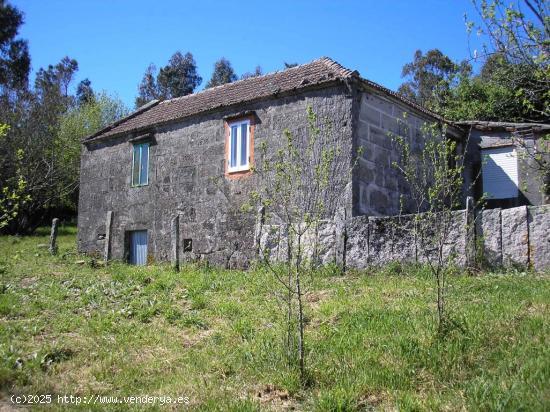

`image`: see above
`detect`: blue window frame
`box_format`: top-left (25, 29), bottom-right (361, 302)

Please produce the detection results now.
top-left (132, 142), bottom-right (149, 186)
top-left (227, 119), bottom-right (250, 172)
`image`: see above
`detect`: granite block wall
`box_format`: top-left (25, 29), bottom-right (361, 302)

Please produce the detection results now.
top-left (259, 210), bottom-right (469, 269)
top-left (476, 205), bottom-right (550, 271)
top-left (259, 205), bottom-right (550, 272)
top-left (78, 85), bottom-right (355, 268)
top-left (353, 91), bottom-right (440, 216)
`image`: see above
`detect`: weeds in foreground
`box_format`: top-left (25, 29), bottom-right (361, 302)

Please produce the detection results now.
top-left (0, 227), bottom-right (549, 411)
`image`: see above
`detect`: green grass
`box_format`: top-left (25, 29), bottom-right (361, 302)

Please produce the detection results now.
top-left (1, 226), bottom-right (549, 411)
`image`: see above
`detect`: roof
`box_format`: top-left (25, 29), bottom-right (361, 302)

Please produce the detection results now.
top-left (85, 57), bottom-right (451, 142)
top-left (454, 120), bottom-right (550, 132)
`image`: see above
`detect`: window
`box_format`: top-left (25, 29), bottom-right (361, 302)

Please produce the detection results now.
top-left (482, 146), bottom-right (519, 199)
top-left (132, 142), bottom-right (149, 186)
top-left (227, 119), bottom-right (251, 173)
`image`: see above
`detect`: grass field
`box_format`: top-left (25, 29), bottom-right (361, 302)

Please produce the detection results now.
top-left (1, 226), bottom-right (549, 411)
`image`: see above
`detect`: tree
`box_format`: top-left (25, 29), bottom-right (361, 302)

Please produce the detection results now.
top-left (397, 49), bottom-right (470, 112)
top-left (0, 57), bottom-right (79, 233)
top-left (0, 123), bottom-right (28, 229)
top-left (157, 51), bottom-right (201, 98)
top-left (254, 107), bottom-right (356, 383)
top-left (460, 1), bottom-right (550, 201)
top-left (465, 0), bottom-right (549, 121)
top-left (0, 0), bottom-right (30, 91)
top-left (56, 92), bottom-right (128, 209)
top-left (443, 57), bottom-right (515, 121)
top-left (135, 52), bottom-right (202, 107)
top-left (241, 65), bottom-right (263, 80)
top-left (135, 63), bottom-right (160, 108)
top-left (76, 78), bottom-right (94, 106)
top-left (390, 121), bottom-right (474, 333)
top-left (0, 51), bottom-right (128, 234)
top-left (205, 58), bottom-right (237, 88)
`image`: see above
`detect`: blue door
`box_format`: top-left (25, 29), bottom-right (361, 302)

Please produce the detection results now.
top-left (129, 230), bottom-right (148, 265)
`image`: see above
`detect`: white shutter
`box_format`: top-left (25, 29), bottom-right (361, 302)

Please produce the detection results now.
top-left (482, 146), bottom-right (519, 199)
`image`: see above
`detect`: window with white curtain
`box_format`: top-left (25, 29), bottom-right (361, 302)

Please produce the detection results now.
top-left (227, 119), bottom-right (250, 172)
top-left (132, 142), bottom-right (149, 186)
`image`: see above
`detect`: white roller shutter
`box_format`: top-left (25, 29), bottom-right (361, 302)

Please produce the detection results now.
top-left (482, 146), bottom-right (519, 199)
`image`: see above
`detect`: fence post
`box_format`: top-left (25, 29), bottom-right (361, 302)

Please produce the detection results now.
top-left (465, 196), bottom-right (475, 267)
top-left (171, 215), bottom-right (180, 271)
top-left (104, 211), bottom-right (113, 262)
top-left (254, 205), bottom-right (265, 257)
top-left (334, 210), bottom-right (347, 272)
top-left (49, 218), bottom-right (59, 255)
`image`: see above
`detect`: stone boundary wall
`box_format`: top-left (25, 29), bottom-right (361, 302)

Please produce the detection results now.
top-left (257, 205), bottom-right (550, 272)
top-left (477, 205), bottom-right (550, 272)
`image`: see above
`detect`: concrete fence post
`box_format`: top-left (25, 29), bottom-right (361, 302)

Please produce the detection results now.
top-left (104, 211), bottom-right (113, 262)
top-left (49, 218), bottom-right (59, 255)
top-left (465, 196), bottom-right (475, 267)
top-left (334, 210), bottom-right (347, 271)
top-left (254, 206), bottom-right (265, 257)
top-left (171, 215), bottom-right (180, 271)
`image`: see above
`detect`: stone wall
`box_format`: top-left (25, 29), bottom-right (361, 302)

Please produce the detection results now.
top-left (258, 205), bottom-right (550, 272)
top-left (259, 211), bottom-right (469, 269)
top-left (352, 91), bottom-right (445, 216)
top-left (78, 85), bottom-right (355, 268)
top-left (476, 205), bottom-right (550, 271)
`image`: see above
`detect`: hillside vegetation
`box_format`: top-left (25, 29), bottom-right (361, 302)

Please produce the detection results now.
top-left (1, 227), bottom-right (549, 411)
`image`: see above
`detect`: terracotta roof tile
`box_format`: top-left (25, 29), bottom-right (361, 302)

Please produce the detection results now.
top-left (85, 57), bottom-right (357, 141)
top-left (85, 57), bottom-right (452, 141)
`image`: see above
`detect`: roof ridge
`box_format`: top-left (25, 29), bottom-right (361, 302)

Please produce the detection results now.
top-left (162, 57), bottom-right (349, 106)
top-left (89, 56), bottom-right (458, 142)
top-left (318, 56), bottom-right (357, 78)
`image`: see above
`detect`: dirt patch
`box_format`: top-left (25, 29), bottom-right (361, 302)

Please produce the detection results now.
top-left (20, 277), bottom-right (37, 288)
top-left (305, 290), bottom-right (331, 309)
top-left (254, 384), bottom-right (296, 410)
top-left (357, 391), bottom-right (388, 410)
top-left (181, 329), bottom-right (214, 348)
top-left (526, 302), bottom-right (548, 316)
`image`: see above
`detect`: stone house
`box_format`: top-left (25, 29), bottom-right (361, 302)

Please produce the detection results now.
top-left (78, 57), bottom-right (549, 266)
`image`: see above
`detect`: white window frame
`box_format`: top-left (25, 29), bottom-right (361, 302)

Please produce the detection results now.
top-left (131, 142), bottom-right (149, 187)
top-left (227, 119), bottom-right (250, 173)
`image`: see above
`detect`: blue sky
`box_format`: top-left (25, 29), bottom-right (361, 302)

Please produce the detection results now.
top-left (13, 0), bottom-right (484, 108)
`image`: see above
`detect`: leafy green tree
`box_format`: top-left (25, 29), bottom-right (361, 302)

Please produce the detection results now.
top-left (205, 57), bottom-right (237, 88)
top-left (0, 57), bottom-right (79, 233)
top-left (444, 57), bottom-right (540, 121)
top-left (465, 0), bottom-right (549, 121)
top-left (56, 92), bottom-right (128, 209)
top-left (0, 50), bottom-right (128, 234)
top-left (397, 49), bottom-right (470, 112)
top-left (0, 0), bottom-right (30, 91)
top-left (0, 123), bottom-right (28, 229)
